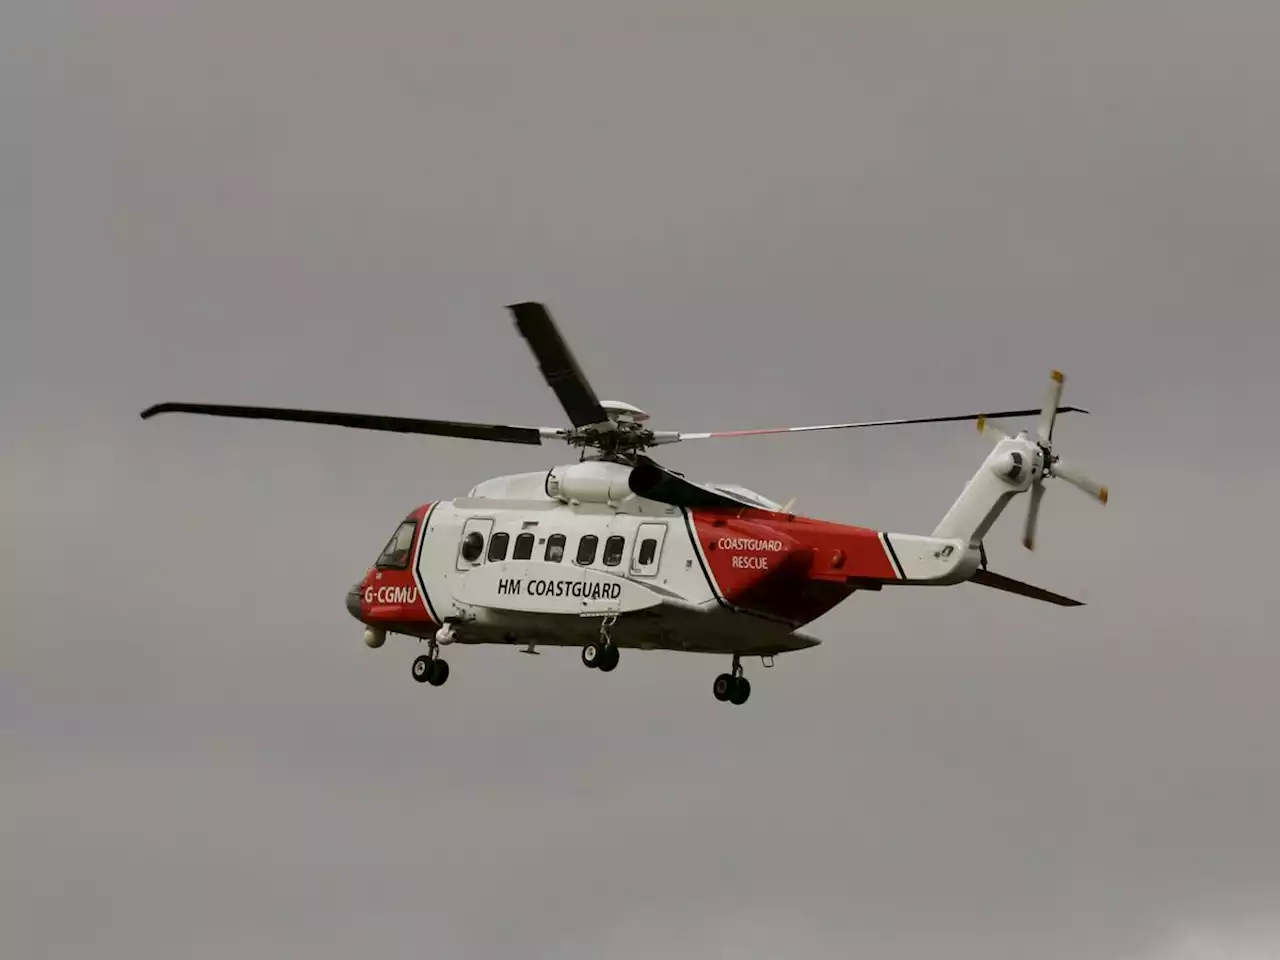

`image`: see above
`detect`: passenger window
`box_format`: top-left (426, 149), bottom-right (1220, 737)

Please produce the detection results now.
top-left (603, 535), bottom-right (625, 566)
top-left (513, 532), bottom-right (534, 560)
top-left (545, 533), bottom-right (565, 562)
top-left (637, 538), bottom-right (657, 566)
top-left (377, 520), bottom-right (417, 569)
top-left (460, 531), bottom-right (485, 562)
top-left (575, 534), bottom-right (598, 565)
top-left (487, 531), bottom-right (510, 561)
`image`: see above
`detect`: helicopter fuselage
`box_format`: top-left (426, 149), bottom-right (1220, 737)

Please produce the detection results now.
top-left (346, 465), bottom-right (978, 658)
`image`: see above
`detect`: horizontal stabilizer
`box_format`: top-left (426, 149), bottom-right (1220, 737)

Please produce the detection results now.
top-left (968, 569), bottom-right (1084, 607)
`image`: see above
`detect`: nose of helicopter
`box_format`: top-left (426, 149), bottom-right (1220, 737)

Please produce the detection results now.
top-left (345, 582), bottom-right (365, 622)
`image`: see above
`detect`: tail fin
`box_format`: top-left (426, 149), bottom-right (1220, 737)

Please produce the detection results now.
top-left (932, 371), bottom-right (1108, 549)
top-left (932, 432), bottom-right (1039, 544)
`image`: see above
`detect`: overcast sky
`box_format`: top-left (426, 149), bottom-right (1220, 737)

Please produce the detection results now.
top-left (5, 2), bottom-right (1280, 958)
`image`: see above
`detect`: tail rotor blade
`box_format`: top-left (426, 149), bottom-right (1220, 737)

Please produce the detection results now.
top-left (1051, 459), bottom-right (1109, 504)
top-left (976, 414), bottom-right (1015, 440)
top-left (1022, 478), bottom-right (1045, 550)
top-left (1037, 370), bottom-right (1066, 444)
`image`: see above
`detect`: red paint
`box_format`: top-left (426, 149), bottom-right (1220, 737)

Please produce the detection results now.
top-left (358, 503), bottom-right (436, 627)
top-left (690, 508), bottom-right (898, 626)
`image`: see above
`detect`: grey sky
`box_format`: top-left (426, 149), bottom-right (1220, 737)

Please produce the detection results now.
top-left (5, 2), bottom-right (1280, 958)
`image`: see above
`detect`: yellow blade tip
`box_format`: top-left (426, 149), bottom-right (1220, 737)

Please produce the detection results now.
top-left (1051, 369), bottom-right (1065, 383)
top-left (1099, 487), bottom-right (1109, 505)
top-left (977, 416), bottom-right (986, 432)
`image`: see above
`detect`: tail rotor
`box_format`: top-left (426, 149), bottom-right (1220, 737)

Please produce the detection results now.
top-left (980, 370), bottom-right (1109, 551)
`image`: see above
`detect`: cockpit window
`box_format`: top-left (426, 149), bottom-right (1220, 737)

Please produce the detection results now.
top-left (376, 520), bottom-right (417, 569)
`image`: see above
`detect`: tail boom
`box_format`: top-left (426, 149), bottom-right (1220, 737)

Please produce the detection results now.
top-left (932, 435), bottom-right (1043, 545)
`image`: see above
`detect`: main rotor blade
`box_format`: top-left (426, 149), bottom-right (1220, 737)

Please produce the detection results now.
top-left (668, 406), bottom-right (1088, 442)
top-left (509, 302), bottom-right (611, 428)
top-left (628, 456), bottom-right (761, 510)
top-left (139, 402), bottom-right (550, 444)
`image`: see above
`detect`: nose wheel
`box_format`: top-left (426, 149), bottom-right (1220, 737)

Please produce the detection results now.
top-left (713, 655), bottom-right (751, 705)
top-left (412, 633), bottom-right (450, 687)
top-left (412, 654), bottom-right (450, 686)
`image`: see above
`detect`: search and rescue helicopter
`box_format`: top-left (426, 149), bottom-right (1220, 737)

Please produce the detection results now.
top-left (140, 302), bottom-right (1108, 705)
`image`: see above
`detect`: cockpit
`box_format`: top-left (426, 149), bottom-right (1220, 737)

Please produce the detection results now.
top-left (375, 519), bottom-right (417, 569)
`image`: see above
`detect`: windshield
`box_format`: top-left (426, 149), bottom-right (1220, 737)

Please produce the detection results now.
top-left (375, 520), bottom-right (417, 569)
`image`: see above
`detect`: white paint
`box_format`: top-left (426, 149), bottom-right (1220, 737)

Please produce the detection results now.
top-left (879, 533), bottom-right (977, 583)
top-left (629, 521), bottom-right (668, 578)
top-left (453, 560), bottom-right (663, 616)
top-left (416, 482), bottom-right (720, 636)
top-left (362, 584), bottom-right (419, 605)
top-left (544, 459), bottom-right (635, 505)
top-left (932, 435), bottom-right (1043, 545)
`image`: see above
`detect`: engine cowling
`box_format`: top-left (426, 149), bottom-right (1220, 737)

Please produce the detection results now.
top-left (545, 460), bottom-right (635, 505)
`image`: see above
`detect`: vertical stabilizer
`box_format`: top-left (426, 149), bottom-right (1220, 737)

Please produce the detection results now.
top-left (932, 434), bottom-right (1041, 544)
top-left (932, 371), bottom-right (1108, 549)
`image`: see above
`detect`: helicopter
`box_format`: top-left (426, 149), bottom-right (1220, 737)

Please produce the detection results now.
top-left (140, 302), bottom-right (1108, 705)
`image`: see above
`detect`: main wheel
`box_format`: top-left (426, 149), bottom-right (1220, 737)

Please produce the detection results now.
top-left (427, 658), bottom-right (450, 686)
top-left (597, 645), bottom-right (620, 672)
top-left (582, 643), bottom-right (603, 668)
top-left (713, 673), bottom-right (734, 701)
top-left (728, 676), bottom-right (751, 705)
top-left (412, 655), bottom-right (433, 683)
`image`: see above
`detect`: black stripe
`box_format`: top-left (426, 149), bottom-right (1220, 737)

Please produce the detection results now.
top-left (882, 533), bottom-right (907, 580)
top-left (415, 502), bottom-right (441, 624)
top-left (681, 508), bottom-right (729, 608)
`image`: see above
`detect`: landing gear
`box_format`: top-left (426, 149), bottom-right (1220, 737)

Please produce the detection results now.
top-left (582, 612), bottom-right (620, 672)
top-left (713, 655), bottom-right (751, 705)
top-left (582, 641), bottom-right (619, 672)
top-left (412, 637), bottom-right (450, 687)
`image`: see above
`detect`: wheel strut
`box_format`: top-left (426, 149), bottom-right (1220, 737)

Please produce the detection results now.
top-left (583, 612), bottom-right (621, 672)
top-left (411, 628), bottom-right (451, 687)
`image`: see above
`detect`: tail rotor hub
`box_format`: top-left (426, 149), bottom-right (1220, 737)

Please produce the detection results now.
top-left (977, 370), bottom-right (1108, 550)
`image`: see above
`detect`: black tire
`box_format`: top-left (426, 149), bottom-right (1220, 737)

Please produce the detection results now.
top-left (728, 676), bottom-right (751, 705)
top-left (713, 673), bottom-right (734, 701)
top-left (412, 655), bottom-right (433, 683)
top-left (597, 645), bottom-right (620, 672)
top-left (582, 643), bottom-right (602, 668)
top-left (427, 658), bottom-right (450, 686)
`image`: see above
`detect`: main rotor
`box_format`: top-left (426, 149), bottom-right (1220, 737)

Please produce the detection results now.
top-left (140, 300), bottom-right (1089, 465)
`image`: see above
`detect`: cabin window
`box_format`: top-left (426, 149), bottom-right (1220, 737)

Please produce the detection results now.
top-left (637, 537), bottom-right (658, 566)
top-left (545, 533), bottom-right (565, 562)
top-left (460, 530), bottom-right (484, 563)
top-left (513, 532), bottom-right (535, 560)
top-left (602, 535), bottom-right (626, 566)
top-left (376, 520), bottom-right (416, 569)
top-left (575, 534), bottom-right (598, 565)
top-left (487, 531), bottom-right (510, 562)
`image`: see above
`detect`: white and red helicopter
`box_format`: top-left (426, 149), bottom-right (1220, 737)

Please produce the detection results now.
top-left (141, 302), bottom-right (1107, 705)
